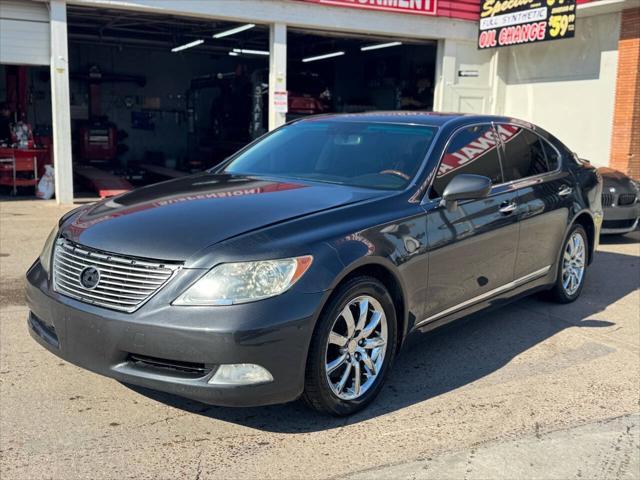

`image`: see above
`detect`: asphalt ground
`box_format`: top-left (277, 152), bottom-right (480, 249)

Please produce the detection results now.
top-left (1, 199), bottom-right (638, 479)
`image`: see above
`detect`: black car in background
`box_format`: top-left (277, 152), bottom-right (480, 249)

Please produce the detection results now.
top-left (598, 167), bottom-right (640, 235)
top-left (27, 113), bottom-right (603, 416)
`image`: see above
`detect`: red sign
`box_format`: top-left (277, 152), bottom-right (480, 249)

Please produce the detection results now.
top-left (299, 0), bottom-right (437, 16)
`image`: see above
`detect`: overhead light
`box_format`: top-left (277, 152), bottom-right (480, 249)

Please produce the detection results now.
top-left (213, 23), bottom-right (256, 39)
top-left (171, 39), bottom-right (204, 52)
top-left (302, 51), bottom-right (345, 63)
top-left (229, 51), bottom-right (239, 56)
top-left (360, 41), bottom-right (403, 51)
top-left (232, 48), bottom-right (269, 56)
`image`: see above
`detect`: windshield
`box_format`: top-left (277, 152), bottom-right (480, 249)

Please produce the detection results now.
top-left (223, 121), bottom-right (438, 190)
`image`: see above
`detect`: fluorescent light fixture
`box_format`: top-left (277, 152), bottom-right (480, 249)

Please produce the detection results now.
top-left (171, 39), bottom-right (204, 52)
top-left (232, 48), bottom-right (269, 56)
top-left (302, 51), bottom-right (345, 63)
top-left (228, 51), bottom-right (239, 56)
top-left (360, 41), bottom-right (403, 51)
top-left (213, 23), bottom-right (256, 39)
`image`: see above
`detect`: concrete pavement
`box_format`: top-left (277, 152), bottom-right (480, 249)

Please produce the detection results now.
top-left (345, 414), bottom-right (639, 480)
top-left (1, 199), bottom-right (639, 479)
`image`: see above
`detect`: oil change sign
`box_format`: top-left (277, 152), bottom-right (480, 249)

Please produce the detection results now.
top-left (478, 0), bottom-right (576, 49)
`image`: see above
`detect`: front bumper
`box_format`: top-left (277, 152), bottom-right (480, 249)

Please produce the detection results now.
top-left (602, 203), bottom-right (640, 234)
top-left (26, 261), bottom-right (324, 407)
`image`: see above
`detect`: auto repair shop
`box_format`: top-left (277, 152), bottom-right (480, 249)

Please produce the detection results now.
top-left (0, 0), bottom-right (638, 203)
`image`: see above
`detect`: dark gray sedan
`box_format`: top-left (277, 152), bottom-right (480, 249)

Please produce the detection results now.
top-left (599, 167), bottom-right (640, 235)
top-left (27, 113), bottom-right (603, 416)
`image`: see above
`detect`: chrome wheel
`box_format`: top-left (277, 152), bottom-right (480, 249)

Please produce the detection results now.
top-left (325, 295), bottom-right (388, 401)
top-left (562, 231), bottom-right (586, 296)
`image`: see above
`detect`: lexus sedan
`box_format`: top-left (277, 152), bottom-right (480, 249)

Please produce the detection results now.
top-left (27, 113), bottom-right (603, 416)
top-left (598, 167), bottom-right (640, 235)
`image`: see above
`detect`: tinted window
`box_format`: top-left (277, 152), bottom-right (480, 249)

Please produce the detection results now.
top-left (541, 139), bottom-right (560, 170)
top-left (430, 124), bottom-right (503, 199)
top-left (496, 124), bottom-right (550, 181)
top-left (224, 121), bottom-right (437, 190)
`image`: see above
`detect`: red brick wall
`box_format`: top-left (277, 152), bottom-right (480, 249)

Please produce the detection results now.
top-left (610, 8), bottom-right (640, 179)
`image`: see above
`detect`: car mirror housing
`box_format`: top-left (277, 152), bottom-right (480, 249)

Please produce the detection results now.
top-left (440, 174), bottom-right (492, 211)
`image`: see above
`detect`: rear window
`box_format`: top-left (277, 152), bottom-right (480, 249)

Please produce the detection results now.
top-left (224, 121), bottom-right (438, 190)
top-left (541, 139), bottom-right (560, 171)
top-left (496, 124), bottom-right (553, 181)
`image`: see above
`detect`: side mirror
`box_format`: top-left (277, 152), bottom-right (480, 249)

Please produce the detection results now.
top-left (440, 174), bottom-right (492, 211)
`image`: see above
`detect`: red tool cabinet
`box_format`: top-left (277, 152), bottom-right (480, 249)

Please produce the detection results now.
top-left (0, 147), bottom-right (50, 194)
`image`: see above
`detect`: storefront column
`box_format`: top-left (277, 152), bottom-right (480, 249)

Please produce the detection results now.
top-left (50, 0), bottom-right (74, 204)
top-left (268, 22), bottom-right (287, 131)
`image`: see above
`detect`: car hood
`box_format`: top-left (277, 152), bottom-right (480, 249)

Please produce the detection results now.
top-left (62, 173), bottom-right (383, 262)
top-left (599, 167), bottom-right (638, 192)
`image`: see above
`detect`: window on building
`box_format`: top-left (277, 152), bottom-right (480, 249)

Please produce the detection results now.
top-left (430, 124), bottom-right (503, 199)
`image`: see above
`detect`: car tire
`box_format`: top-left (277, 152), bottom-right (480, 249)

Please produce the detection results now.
top-left (302, 276), bottom-right (397, 416)
top-left (548, 224), bottom-right (589, 303)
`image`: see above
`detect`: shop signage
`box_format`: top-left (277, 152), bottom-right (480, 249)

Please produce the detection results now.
top-left (299, 0), bottom-right (437, 16)
top-left (273, 91), bottom-right (289, 113)
top-left (478, 0), bottom-right (576, 49)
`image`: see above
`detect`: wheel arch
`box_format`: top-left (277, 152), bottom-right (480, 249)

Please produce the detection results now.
top-left (325, 257), bottom-right (410, 355)
top-left (570, 210), bottom-right (597, 265)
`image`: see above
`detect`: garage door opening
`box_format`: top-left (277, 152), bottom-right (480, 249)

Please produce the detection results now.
top-left (287, 30), bottom-right (437, 119)
top-left (0, 64), bottom-right (53, 196)
top-left (66, 6), bottom-right (271, 197)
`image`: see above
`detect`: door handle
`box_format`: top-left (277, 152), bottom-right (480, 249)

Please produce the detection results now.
top-left (499, 202), bottom-right (517, 214)
top-left (558, 186), bottom-right (573, 197)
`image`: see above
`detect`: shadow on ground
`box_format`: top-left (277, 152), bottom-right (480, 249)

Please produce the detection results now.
top-left (599, 230), bottom-right (640, 245)
top-left (101, 246), bottom-right (640, 432)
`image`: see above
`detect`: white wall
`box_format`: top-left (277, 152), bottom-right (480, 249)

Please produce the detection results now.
top-left (500, 13), bottom-right (620, 166)
top-left (71, 0), bottom-right (477, 42)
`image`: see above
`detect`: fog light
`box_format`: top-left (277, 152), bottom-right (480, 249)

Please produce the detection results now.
top-left (208, 364), bottom-right (273, 386)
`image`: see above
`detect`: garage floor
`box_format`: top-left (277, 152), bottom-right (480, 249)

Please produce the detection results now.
top-left (1, 200), bottom-right (639, 479)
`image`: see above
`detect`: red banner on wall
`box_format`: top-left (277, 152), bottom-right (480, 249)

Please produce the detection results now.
top-left (299, 0), bottom-right (437, 16)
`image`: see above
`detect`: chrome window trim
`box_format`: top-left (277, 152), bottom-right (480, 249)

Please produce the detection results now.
top-left (422, 121), bottom-right (565, 205)
top-left (414, 265), bottom-right (551, 328)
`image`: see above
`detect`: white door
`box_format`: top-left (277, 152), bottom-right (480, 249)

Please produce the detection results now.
top-left (436, 40), bottom-right (496, 114)
top-left (0, 0), bottom-right (50, 66)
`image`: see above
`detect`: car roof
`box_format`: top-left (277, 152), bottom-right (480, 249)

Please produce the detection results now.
top-left (298, 111), bottom-right (516, 128)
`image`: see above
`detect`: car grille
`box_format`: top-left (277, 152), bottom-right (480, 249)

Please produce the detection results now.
top-left (618, 193), bottom-right (637, 206)
top-left (601, 193), bottom-right (614, 207)
top-left (52, 238), bottom-right (181, 313)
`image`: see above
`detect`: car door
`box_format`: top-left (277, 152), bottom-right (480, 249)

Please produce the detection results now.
top-left (420, 123), bottom-right (520, 325)
top-left (495, 123), bottom-right (572, 279)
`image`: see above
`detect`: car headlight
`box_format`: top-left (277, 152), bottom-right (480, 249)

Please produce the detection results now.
top-left (174, 256), bottom-right (313, 306)
top-left (631, 180), bottom-right (640, 201)
top-left (39, 223), bottom-right (60, 274)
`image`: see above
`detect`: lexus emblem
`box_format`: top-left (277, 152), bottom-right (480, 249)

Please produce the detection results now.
top-left (80, 266), bottom-right (101, 289)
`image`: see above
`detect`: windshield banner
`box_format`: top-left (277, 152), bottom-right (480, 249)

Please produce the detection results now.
top-left (478, 0), bottom-right (576, 49)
